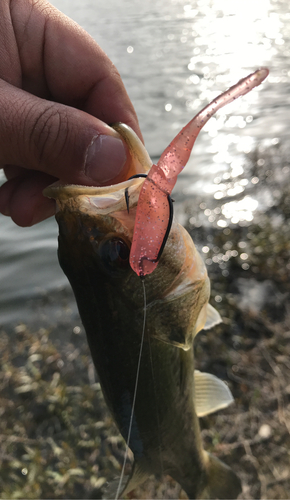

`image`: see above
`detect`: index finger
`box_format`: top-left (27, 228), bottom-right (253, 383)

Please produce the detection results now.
top-left (10, 0), bottom-right (142, 138)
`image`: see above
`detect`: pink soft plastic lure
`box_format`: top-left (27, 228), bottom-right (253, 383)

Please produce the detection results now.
top-left (130, 68), bottom-right (269, 277)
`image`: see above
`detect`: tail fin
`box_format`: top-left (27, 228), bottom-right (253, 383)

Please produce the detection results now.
top-left (201, 452), bottom-right (242, 499)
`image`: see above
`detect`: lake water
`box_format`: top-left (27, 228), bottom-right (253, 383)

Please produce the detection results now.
top-left (0, 0), bottom-right (289, 329)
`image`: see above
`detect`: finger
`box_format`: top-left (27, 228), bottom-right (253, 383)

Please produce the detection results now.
top-left (0, 79), bottom-right (132, 186)
top-left (3, 165), bottom-right (25, 180)
top-left (0, 172), bottom-right (56, 226)
top-left (9, 0), bottom-right (142, 140)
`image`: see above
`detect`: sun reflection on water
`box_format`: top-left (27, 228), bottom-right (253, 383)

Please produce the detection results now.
top-left (181, 0), bottom-right (276, 79)
top-left (162, 0), bottom-right (283, 205)
top-left (221, 196), bottom-right (259, 224)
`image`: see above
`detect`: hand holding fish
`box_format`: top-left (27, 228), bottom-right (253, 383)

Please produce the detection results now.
top-left (130, 68), bottom-right (269, 277)
top-left (0, 0), bottom-right (140, 227)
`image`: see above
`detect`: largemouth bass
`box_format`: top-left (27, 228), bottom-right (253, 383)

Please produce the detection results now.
top-left (45, 123), bottom-right (241, 499)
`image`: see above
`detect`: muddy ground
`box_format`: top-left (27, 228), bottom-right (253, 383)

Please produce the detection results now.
top-left (0, 143), bottom-right (289, 499)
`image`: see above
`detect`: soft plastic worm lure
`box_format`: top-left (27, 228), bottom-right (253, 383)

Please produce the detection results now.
top-left (130, 68), bottom-right (269, 277)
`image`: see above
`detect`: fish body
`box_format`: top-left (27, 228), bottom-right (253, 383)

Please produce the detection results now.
top-left (45, 125), bottom-right (241, 498)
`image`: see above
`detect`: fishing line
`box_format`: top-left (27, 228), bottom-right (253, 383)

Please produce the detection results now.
top-left (115, 279), bottom-right (147, 499)
top-left (147, 324), bottom-right (164, 492)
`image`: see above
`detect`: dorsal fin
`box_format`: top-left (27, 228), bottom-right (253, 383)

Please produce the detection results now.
top-left (200, 451), bottom-right (242, 499)
top-left (194, 370), bottom-right (234, 417)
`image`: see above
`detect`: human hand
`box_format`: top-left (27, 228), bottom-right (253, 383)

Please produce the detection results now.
top-left (0, 0), bottom-right (142, 226)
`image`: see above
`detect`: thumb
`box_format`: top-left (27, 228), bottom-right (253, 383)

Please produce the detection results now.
top-left (0, 79), bottom-right (130, 186)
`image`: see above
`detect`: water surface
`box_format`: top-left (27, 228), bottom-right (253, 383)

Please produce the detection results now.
top-left (0, 0), bottom-right (288, 328)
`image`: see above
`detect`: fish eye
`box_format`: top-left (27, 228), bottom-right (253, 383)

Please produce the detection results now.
top-left (98, 237), bottom-right (130, 273)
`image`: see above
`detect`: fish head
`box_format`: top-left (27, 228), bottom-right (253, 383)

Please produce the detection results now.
top-left (44, 124), bottom-right (210, 348)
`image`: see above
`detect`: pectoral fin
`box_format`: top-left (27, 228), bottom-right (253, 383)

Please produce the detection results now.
top-left (203, 303), bottom-right (222, 330)
top-left (103, 460), bottom-right (152, 499)
top-left (194, 370), bottom-right (234, 417)
top-left (120, 461), bottom-right (151, 497)
top-left (195, 303), bottom-right (222, 336)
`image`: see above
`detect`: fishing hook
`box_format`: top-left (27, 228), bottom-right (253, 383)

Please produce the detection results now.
top-left (124, 174), bottom-right (147, 214)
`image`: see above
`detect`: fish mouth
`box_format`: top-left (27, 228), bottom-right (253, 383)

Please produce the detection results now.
top-left (43, 123), bottom-right (152, 215)
top-left (44, 177), bottom-right (144, 215)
